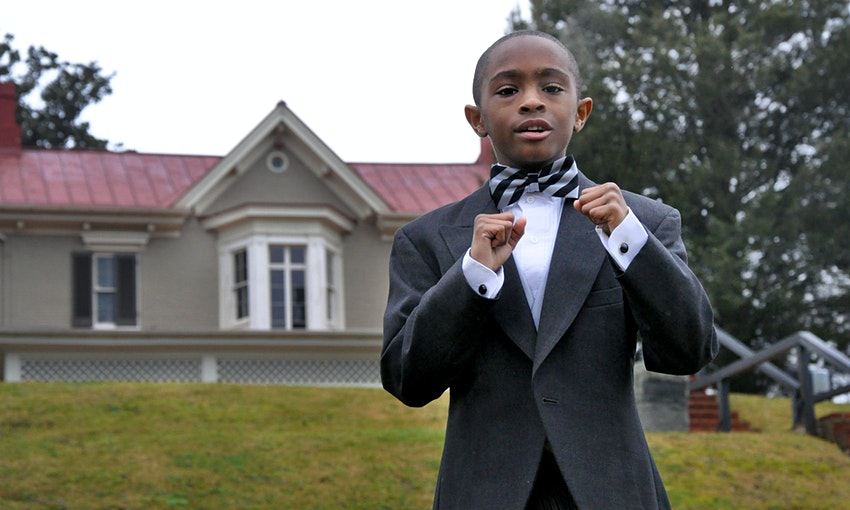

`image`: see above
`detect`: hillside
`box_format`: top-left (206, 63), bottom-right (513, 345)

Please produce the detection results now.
top-left (1, 384), bottom-right (848, 509)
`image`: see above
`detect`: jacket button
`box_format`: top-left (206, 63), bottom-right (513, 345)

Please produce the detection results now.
top-left (619, 242), bottom-right (629, 254)
top-left (478, 284), bottom-right (488, 295)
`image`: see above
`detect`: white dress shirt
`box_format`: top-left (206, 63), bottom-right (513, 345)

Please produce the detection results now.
top-left (462, 188), bottom-right (649, 328)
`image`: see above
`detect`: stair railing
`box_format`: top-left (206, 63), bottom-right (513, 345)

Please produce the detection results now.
top-left (690, 327), bottom-right (850, 435)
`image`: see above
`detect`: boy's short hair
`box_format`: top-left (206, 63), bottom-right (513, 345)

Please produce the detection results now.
top-left (471, 29), bottom-right (583, 106)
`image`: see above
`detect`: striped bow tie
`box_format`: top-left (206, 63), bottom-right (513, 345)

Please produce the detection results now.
top-left (489, 155), bottom-right (580, 209)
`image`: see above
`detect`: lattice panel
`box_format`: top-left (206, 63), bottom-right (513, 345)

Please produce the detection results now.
top-left (21, 358), bottom-right (201, 383)
top-left (218, 358), bottom-right (380, 387)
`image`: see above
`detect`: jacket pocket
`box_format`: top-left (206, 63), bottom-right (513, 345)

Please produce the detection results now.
top-left (583, 286), bottom-right (623, 309)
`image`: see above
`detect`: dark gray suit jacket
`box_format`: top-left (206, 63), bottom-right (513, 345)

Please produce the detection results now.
top-left (381, 174), bottom-right (717, 510)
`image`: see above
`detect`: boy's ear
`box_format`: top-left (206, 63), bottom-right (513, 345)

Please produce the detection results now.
top-left (573, 97), bottom-right (593, 132)
top-left (464, 104), bottom-right (488, 138)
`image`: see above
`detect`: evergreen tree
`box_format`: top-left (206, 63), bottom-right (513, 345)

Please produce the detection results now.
top-left (511, 0), bottom-right (850, 389)
top-left (0, 33), bottom-right (113, 149)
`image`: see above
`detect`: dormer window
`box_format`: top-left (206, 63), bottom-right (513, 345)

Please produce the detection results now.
top-left (221, 237), bottom-right (342, 331)
top-left (269, 244), bottom-right (307, 329)
top-left (207, 204), bottom-right (351, 331)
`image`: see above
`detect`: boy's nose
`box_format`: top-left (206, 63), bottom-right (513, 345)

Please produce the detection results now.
top-left (519, 92), bottom-right (545, 112)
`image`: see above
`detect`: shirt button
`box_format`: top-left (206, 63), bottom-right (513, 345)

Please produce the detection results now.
top-left (619, 242), bottom-right (629, 254)
top-left (525, 196), bottom-right (535, 204)
top-left (530, 236), bottom-right (539, 244)
top-left (478, 284), bottom-right (488, 295)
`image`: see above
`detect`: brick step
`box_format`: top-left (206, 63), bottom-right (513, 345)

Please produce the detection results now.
top-left (688, 401), bottom-right (716, 408)
top-left (688, 390), bottom-right (757, 433)
top-left (689, 392), bottom-right (717, 401)
top-left (817, 413), bottom-right (850, 452)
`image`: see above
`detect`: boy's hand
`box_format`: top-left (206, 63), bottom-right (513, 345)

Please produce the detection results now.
top-left (470, 212), bottom-right (526, 272)
top-left (574, 183), bottom-right (628, 236)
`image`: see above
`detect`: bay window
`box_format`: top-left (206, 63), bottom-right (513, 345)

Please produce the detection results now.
top-left (221, 237), bottom-right (342, 331)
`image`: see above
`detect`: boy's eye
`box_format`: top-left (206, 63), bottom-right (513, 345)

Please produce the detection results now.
top-left (496, 86), bottom-right (518, 97)
top-left (543, 84), bottom-right (565, 94)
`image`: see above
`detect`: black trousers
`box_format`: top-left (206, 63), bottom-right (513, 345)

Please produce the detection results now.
top-left (525, 449), bottom-right (579, 510)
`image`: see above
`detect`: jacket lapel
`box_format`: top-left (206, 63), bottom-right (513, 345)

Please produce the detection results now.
top-left (491, 260), bottom-right (537, 360)
top-left (533, 181), bottom-right (608, 372)
top-left (438, 187), bottom-right (537, 361)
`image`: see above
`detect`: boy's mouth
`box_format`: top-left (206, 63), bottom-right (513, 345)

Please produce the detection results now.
top-left (516, 119), bottom-right (553, 140)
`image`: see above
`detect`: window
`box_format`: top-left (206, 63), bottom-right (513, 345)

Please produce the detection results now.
top-left (72, 253), bottom-right (137, 328)
top-left (94, 255), bottom-right (116, 323)
top-left (205, 204), bottom-right (352, 331)
top-left (233, 249), bottom-right (249, 320)
top-left (220, 238), bottom-right (342, 331)
top-left (269, 245), bottom-right (306, 329)
top-left (325, 250), bottom-right (337, 322)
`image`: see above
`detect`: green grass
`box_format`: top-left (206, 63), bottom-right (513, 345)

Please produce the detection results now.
top-left (1, 383), bottom-right (848, 509)
top-left (649, 394), bottom-right (850, 510)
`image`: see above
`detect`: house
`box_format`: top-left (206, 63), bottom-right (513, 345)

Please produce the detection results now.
top-left (0, 83), bottom-right (693, 431)
top-left (0, 82), bottom-right (492, 385)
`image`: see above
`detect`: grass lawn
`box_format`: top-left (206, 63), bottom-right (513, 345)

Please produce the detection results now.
top-left (1, 383), bottom-right (849, 509)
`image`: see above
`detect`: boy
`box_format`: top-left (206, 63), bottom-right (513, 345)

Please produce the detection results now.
top-left (381, 30), bottom-right (717, 510)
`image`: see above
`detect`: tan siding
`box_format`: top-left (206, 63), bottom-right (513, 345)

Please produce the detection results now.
top-left (141, 219), bottom-right (218, 331)
top-left (3, 234), bottom-right (78, 328)
top-left (205, 150), bottom-right (357, 218)
top-left (342, 221), bottom-right (391, 330)
top-left (0, 220), bottom-right (220, 331)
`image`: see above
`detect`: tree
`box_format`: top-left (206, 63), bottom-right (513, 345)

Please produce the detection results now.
top-left (0, 32), bottom-right (114, 149)
top-left (511, 0), bottom-right (850, 390)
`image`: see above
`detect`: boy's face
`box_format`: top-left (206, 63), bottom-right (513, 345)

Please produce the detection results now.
top-left (465, 35), bottom-right (592, 172)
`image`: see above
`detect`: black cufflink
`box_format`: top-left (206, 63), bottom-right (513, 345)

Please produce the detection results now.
top-left (619, 242), bottom-right (629, 254)
top-left (478, 284), bottom-right (488, 295)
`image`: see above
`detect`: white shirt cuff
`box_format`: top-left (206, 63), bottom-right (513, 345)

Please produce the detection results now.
top-left (462, 250), bottom-right (504, 299)
top-left (595, 208), bottom-right (648, 271)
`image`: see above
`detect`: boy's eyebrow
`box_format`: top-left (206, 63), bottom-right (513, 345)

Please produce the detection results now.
top-left (489, 67), bottom-right (571, 85)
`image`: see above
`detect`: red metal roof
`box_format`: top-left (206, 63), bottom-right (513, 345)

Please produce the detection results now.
top-left (350, 137), bottom-right (495, 214)
top-left (0, 81), bottom-right (495, 216)
top-left (0, 149), bottom-right (219, 209)
top-left (0, 140), bottom-right (493, 215)
top-left (350, 161), bottom-right (489, 214)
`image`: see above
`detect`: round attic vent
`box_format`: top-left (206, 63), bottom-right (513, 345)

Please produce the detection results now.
top-left (266, 150), bottom-right (290, 173)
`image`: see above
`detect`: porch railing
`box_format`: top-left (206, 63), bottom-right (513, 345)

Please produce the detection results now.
top-left (0, 329), bottom-right (383, 387)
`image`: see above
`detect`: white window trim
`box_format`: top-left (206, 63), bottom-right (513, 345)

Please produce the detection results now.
top-left (324, 248), bottom-right (343, 330)
top-left (218, 234), bottom-right (344, 331)
top-left (232, 248), bottom-right (250, 324)
top-left (90, 251), bottom-right (141, 331)
top-left (92, 253), bottom-right (117, 330)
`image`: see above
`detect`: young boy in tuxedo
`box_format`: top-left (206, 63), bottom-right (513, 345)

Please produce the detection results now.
top-left (381, 30), bottom-right (717, 510)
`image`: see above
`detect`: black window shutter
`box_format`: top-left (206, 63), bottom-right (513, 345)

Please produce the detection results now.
top-left (71, 252), bottom-right (93, 327)
top-left (115, 254), bottom-right (137, 326)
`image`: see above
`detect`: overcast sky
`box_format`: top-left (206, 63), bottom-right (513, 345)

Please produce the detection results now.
top-left (3, 1), bottom-right (529, 163)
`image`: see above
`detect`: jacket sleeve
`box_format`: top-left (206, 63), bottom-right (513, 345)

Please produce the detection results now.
top-left (380, 226), bottom-right (494, 407)
top-left (619, 206), bottom-right (718, 375)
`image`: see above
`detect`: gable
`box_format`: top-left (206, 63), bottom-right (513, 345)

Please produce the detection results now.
top-left (203, 143), bottom-right (357, 220)
top-left (177, 102), bottom-right (387, 221)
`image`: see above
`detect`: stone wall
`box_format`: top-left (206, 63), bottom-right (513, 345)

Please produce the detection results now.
top-left (635, 361), bottom-right (690, 432)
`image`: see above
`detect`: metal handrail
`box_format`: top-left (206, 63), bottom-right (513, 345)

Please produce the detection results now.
top-left (690, 328), bottom-right (850, 435)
